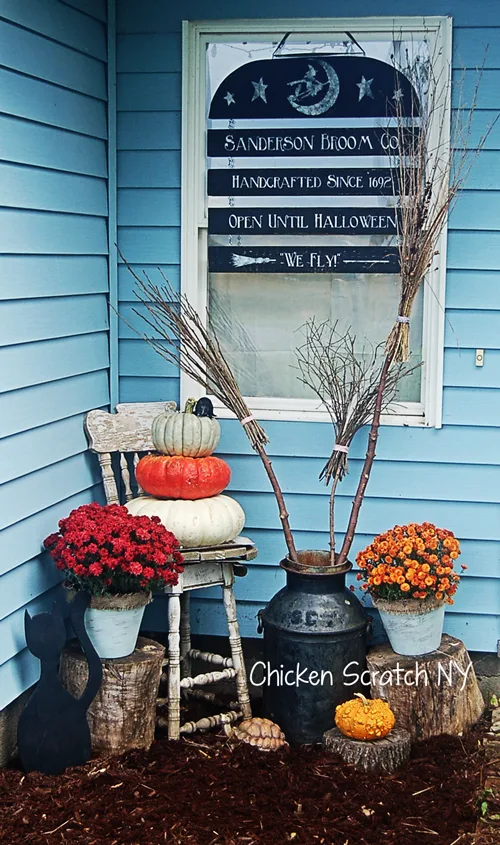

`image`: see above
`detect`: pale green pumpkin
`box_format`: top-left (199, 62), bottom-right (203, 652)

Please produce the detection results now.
top-left (152, 398), bottom-right (220, 457)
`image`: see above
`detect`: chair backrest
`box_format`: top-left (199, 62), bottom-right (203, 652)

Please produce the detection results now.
top-left (85, 402), bottom-right (177, 504)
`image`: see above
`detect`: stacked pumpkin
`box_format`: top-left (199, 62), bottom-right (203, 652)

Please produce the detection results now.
top-left (126, 398), bottom-right (245, 548)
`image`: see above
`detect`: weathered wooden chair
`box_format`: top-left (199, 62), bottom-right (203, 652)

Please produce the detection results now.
top-left (84, 402), bottom-right (254, 739)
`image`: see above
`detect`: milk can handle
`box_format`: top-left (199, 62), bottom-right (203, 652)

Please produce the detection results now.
top-left (257, 609), bottom-right (264, 634)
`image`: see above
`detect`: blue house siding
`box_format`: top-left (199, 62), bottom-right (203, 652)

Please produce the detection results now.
top-left (0, 0), bottom-right (109, 709)
top-left (116, 2), bottom-right (500, 653)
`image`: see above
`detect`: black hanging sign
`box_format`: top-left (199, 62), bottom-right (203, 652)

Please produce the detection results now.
top-left (208, 207), bottom-right (398, 235)
top-left (208, 167), bottom-right (401, 197)
top-left (208, 128), bottom-right (416, 158)
top-left (207, 52), bottom-right (418, 273)
top-left (209, 246), bottom-right (400, 274)
top-left (209, 55), bottom-right (419, 120)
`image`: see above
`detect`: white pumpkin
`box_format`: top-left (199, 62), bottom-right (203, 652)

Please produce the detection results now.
top-left (152, 399), bottom-right (220, 458)
top-left (126, 494), bottom-right (245, 548)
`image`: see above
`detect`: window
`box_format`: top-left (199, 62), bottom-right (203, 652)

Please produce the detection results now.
top-left (182, 17), bottom-right (452, 426)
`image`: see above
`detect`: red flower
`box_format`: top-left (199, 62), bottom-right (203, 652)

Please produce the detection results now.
top-left (43, 502), bottom-right (183, 597)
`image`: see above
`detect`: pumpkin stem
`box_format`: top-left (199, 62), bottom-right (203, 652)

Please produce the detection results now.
top-left (354, 692), bottom-right (370, 709)
top-left (184, 397), bottom-right (197, 414)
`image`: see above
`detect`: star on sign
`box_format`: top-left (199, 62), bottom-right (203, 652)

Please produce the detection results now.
top-left (224, 91), bottom-right (235, 106)
top-left (356, 76), bottom-right (374, 101)
top-left (251, 78), bottom-right (268, 103)
top-left (392, 88), bottom-right (404, 103)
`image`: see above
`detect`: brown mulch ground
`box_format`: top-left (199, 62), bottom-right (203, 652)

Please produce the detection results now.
top-left (0, 722), bottom-right (486, 845)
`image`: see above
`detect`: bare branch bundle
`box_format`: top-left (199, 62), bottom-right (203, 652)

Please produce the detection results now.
top-left (120, 254), bottom-right (298, 561)
top-left (387, 44), bottom-right (492, 361)
top-left (295, 319), bottom-right (417, 563)
top-left (336, 46), bottom-right (496, 565)
top-left (296, 319), bottom-right (412, 484)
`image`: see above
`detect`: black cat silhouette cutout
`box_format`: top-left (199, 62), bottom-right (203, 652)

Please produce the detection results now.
top-left (18, 591), bottom-right (102, 775)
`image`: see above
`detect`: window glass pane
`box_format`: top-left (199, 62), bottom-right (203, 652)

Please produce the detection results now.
top-left (209, 272), bottom-right (422, 401)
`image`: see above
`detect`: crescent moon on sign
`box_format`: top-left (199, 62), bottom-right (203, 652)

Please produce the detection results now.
top-left (287, 59), bottom-right (340, 116)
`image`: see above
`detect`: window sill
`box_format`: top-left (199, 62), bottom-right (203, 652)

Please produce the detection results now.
top-left (210, 398), bottom-right (428, 427)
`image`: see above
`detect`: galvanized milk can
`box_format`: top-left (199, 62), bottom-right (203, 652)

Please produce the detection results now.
top-left (259, 550), bottom-right (369, 745)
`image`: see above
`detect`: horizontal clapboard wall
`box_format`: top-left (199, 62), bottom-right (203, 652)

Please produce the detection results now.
top-left (0, 0), bottom-right (109, 710)
top-left (117, 5), bottom-right (500, 652)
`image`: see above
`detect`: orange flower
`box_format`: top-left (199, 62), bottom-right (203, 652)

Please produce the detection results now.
top-left (435, 592), bottom-right (444, 600)
top-left (357, 523), bottom-right (461, 600)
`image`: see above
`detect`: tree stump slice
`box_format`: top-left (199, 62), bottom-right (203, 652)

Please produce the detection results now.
top-left (323, 726), bottom-right (411, 773)
top-left (60, 636), bottom-right (165, 755)
top-left (367, 634), bottom-right (484, 741)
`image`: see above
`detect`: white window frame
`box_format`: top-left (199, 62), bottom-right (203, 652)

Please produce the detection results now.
top-left (181, 16), bottom-right (452, 428)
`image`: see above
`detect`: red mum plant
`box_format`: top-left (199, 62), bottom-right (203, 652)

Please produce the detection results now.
top-left (43, 502), bottom-right (183, 596)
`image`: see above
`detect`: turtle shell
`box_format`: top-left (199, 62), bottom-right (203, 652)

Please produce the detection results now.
top-left (232, 718), bottom-right (287, 751)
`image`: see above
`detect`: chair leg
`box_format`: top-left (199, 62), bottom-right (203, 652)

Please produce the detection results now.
top-left (167, 592), bottom-right (182, 740)
top-left (222, 565), bottom-right (252, 719)
top-left (180, 592), bottom-right (191, 679)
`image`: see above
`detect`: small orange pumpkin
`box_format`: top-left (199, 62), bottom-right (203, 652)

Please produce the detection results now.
top-left (136, 454), bottom-right (231, 500)
top-left (335, 693), bottom-right (395, 741)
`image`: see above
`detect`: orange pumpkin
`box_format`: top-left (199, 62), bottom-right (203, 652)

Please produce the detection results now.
top-left (136, 454), bottom-right (231, 500)
top-left (335, 693), bottom-right (395, 741)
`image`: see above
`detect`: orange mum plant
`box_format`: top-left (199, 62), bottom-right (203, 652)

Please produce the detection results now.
top-left (356, 522), bottom-right (465, 604)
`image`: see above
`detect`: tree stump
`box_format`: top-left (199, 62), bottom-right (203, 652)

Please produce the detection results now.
top-left (60, 636), bottom-right (165, 755)
top-left (367, 634), bottom-right (484, 741)
top-left (323, 726), bottom-right (411, 773)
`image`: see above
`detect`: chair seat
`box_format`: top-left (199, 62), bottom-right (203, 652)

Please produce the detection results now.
top-left (165, 538), bottom-right (256, 592)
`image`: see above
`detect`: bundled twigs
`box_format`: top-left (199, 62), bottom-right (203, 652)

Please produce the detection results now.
top-left (335, 47), bottom-right (494, 564)
top-left (120, 254), bottom-right (298, 562)
top-left (387, 45), bottom-right (491, 361)
top-left (296, 319), bottom-right (415, 563)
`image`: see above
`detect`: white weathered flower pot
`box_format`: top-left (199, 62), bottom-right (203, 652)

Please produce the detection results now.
top-left (83, 593), bottom-right (152, 659)
top-left (372, 597), bottom-right (445, 656)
